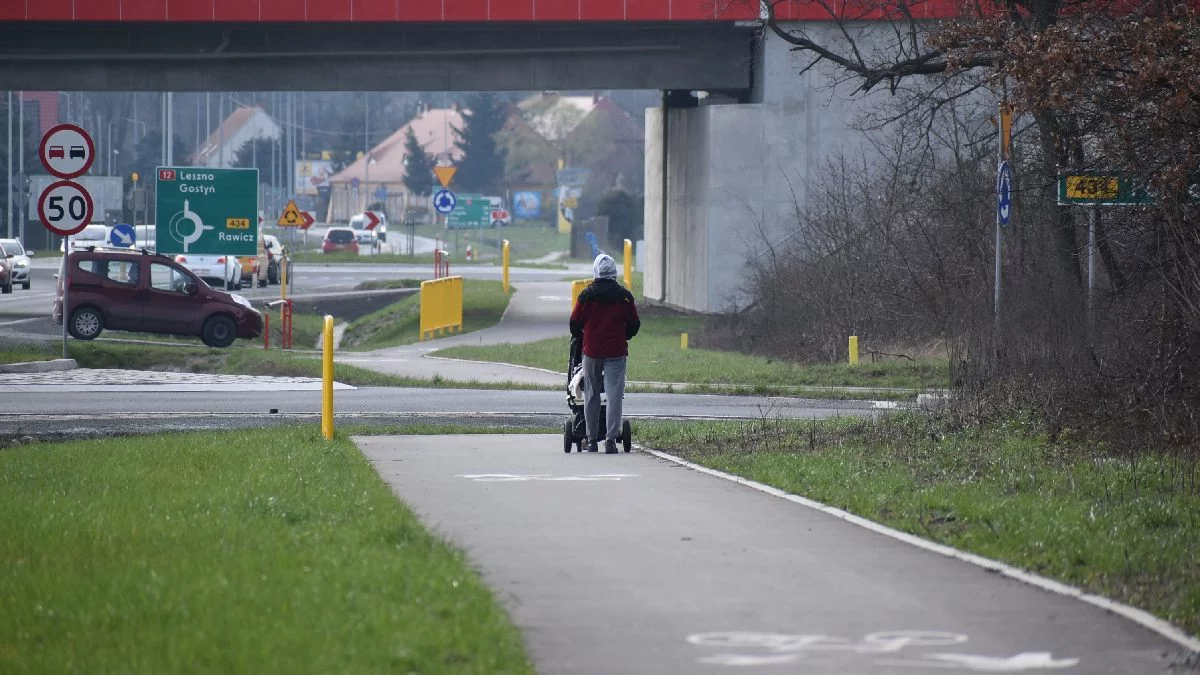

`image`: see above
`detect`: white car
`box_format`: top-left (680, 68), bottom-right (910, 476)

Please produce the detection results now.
top-left (59, 224), bottom-right (109, 253)
top-left (349, 212), bottom-right (386, 247)
top-left (0, 238), bottom-right (33, 289)
top-left (172, 253), bottom-right (244, 290)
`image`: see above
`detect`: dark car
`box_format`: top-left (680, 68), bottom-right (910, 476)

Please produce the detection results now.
top-left (52, 247), bottom-right (263, 348)
top-left (0, 242), bottom-right (12, 294)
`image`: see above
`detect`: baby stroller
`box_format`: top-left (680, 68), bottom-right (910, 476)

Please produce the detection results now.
top-left (563, 334), bottom-right (631, 453)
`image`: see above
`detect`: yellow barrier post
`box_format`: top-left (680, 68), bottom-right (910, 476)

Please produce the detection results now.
top-left (623, 238), bottom-right (632, 287)
top-left (681, 332), bottom-right (689, 350)
top-left (281, 258), bottom-right (288, 299)
top-left (570, 279), bottom-right (590, 311)
top-left (849, 335), bottom-right (859, 365)
top-left (502, 239), bottom-right (510, 293)
top-left (419, 276), bottom-right (464, 340)
top-left (322, 315), bottom-right (334, 439)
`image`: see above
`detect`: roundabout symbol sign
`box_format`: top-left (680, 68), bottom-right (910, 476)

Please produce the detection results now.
top-left (433, 189), bottom-right (457, 215)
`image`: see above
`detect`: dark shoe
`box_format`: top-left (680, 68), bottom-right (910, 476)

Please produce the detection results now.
top-left (605, 439), bottom-right (618, 454)
top-left (587, 439), bottom-right (599, 453)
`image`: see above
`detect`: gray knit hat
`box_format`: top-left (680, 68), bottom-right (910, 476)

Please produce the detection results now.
top-left (593, 253), bottom-right (618, 279)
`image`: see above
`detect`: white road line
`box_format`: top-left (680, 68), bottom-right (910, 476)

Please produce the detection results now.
top-left (637, 445), bottom-right (1200, 653)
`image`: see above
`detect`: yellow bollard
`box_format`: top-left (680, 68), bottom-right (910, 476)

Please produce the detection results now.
top-left (849, 335), bottom-right (859, 365)
top-left (623, 238), bottom-right (632, 287)
top-left (322, 315), bottom-right (334, 439)
top-left (681, 332), bottom-right (689, 350)
top-left (502, 239), bottom-right (510, 293)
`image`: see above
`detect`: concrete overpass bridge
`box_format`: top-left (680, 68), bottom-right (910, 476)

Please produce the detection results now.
top-left (0, 0), bottom-right (957, 313)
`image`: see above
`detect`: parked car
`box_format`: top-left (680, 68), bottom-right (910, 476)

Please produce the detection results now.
top-left (322, 227), bottom-right (359, 254)
top-left (0, 238), bottom-right (33, 290)
top-left (0, 242), bottom-right (13, 294)
top-left (263, 234), bottom-right (293, 285)
top-left (238, 232), bottom-right (269, 288)
top-left (173, 253), bottom-right (244, 290)
top-left (52, 248), bottom-right (263, 348)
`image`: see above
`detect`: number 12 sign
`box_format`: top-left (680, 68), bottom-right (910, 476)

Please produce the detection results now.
top-left (38, 180), bottom-right (94, 236)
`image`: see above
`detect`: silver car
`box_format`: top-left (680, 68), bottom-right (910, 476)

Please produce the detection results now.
top-left (0, 238), bottom-right (33, 290)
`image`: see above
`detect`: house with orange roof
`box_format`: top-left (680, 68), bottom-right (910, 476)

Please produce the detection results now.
top-left (189, 106), bottom-right (280, 168)
top-left (325, 105), bottom-right (464, 224)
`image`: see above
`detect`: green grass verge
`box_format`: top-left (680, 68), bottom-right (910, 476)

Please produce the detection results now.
top-left (291, 251), bottom-right (492, 266)
top-left (354, 279), bottom-right (423, 291)
top-left (339, 279), bottom-right (512, 351)
top-left (0, 344), bottom-right (60, 365)
top-left (0, 340), bottom-right (550, 390)
top-left (634, 413), bottom-right (1200, 637)
top-left (0, 426), bottom-right (534, 674)
top-left (432, 308), bottom-right (947, 390)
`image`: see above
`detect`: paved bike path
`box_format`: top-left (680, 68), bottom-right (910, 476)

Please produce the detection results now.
top-left (356, 434), bottom-right (1183, 675)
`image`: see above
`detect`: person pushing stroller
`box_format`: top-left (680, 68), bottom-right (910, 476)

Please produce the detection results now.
top-left (569, 253), bottom-right (641, 454)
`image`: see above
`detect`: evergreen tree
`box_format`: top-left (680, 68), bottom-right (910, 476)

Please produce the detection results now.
top-left (451, 93), bottom-right (507, 194)
top-left (401, 127), bottom-right (435, 198)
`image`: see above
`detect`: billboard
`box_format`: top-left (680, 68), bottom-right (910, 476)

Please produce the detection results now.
top-left (512, 191), bottom-right (542, 219)
top-left (295, 160), bottom-right (335, 196)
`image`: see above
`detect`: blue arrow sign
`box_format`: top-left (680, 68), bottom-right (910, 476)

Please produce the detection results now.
top-left (109, 222), bottom-right (135, 248)
top-left (997, 162), bottom-right (1013, 227)
top-left (433, 189), bottom-right (457, 215)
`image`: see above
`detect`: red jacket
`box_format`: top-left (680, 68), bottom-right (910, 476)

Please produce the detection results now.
top-left (569, 278), bottom-right (641, 358)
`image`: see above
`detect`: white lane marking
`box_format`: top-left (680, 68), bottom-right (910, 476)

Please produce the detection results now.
top-left (925, 652), bottom-right (1079, 671)
top-left (0, 317), bottom-right (43, 327)
top-left (643, 446), bottom-right (1200, 652)
top-left (698, 654), bottom-right (801, 666)
top-left (872, 401), bottom-right (899, 409)
top-left (457, 473), bottom-right (636, 482)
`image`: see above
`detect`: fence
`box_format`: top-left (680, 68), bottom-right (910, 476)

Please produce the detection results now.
top-left (420, 275), bottom-right (463, 340)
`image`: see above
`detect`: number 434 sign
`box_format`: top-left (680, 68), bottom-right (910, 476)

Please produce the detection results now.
top-left (37, 123), bottom-right (95, 236)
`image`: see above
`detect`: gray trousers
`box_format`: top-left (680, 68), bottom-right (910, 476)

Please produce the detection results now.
top-left (582, 354), bottom-right (626, 442)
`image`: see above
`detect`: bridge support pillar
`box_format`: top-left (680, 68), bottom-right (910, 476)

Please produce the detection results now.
top-left (643, 23), bottom-right (887, 314)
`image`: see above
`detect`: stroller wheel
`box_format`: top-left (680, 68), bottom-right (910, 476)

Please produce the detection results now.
top-left (622, 420), bottom-right (632, 453)
top-left (563, 420), bottom-right (573, 453)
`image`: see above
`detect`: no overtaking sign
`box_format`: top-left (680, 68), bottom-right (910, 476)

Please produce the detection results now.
top-left (155, 167), bottom-right (259, 256)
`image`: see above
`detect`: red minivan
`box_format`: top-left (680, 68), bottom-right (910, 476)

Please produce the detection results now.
top-left (53, 248), bottom-right (263, 348)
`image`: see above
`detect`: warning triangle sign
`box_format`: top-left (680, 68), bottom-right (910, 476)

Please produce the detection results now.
top-left (277, 200), bottom-right (304, 226)
top-left (434, 165), bottom-right (457, 188)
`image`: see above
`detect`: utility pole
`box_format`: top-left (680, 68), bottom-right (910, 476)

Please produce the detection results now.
top-left (166, 92), bottom-right (174, 166)
top-left (17, 90), bottom-right (24, 241)
top-left (6, 91), bottom-right (12, 239)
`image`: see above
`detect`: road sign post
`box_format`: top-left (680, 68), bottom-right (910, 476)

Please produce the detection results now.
top-left (38, 122), bottom-right (95, 359)
top-left (155, 167), bottom-right (259, 256)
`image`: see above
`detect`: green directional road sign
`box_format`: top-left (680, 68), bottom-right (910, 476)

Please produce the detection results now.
top-left (155, 167), bottom-right (259, 255)
top-left (443, 192), bottom-right (492, 229)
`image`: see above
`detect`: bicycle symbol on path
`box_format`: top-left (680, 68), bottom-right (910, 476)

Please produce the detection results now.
top-left (687, 630), bottom-right (1078, 671)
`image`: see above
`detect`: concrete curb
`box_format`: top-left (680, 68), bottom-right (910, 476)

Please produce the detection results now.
top-left (0, 358), bottom-right (77, 373)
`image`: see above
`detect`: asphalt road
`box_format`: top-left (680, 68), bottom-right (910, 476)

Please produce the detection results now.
top-left (358, 434), bottom-right (1189, 674)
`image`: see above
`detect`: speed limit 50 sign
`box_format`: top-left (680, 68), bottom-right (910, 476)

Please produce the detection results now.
top-left (38, 180), bottom-right (94, 236)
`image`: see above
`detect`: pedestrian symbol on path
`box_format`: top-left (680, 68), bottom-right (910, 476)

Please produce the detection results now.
top-left (277, 199), bottom-right (305, 227)
top-left (168, 199), bottom-right (214, 253)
